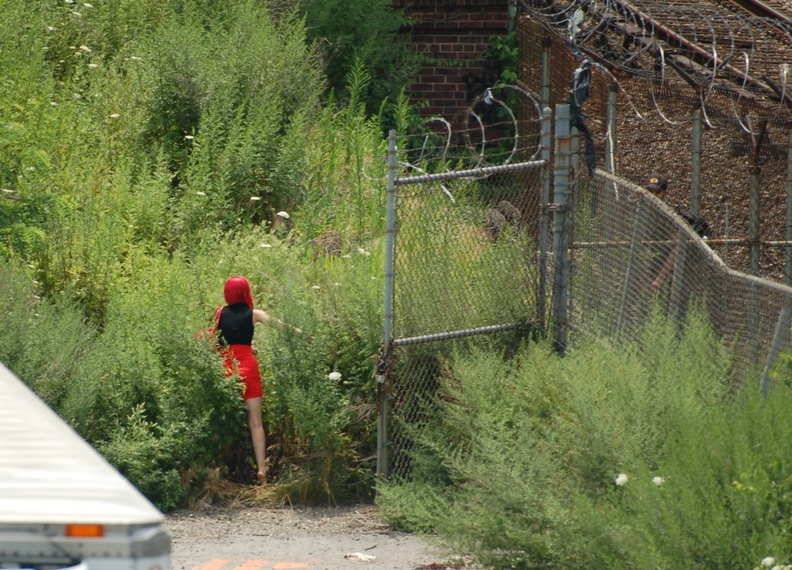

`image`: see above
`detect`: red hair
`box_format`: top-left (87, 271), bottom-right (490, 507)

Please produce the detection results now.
top-left (223, 276), bottom-right (254, 308)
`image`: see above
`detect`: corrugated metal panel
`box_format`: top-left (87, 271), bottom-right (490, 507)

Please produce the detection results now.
top-left (0, 362), bottom-right (164, 525)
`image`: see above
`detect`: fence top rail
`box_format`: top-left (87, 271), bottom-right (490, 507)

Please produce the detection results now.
top-left (395, 159), bottom-right (547, 186)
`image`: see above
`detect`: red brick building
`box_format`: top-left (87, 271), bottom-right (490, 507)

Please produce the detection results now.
top-left (394, 0), bottom-right (512, 122)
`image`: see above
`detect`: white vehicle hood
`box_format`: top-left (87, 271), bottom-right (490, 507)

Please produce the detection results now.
top-left (0, 362), bottom-right (164, 526)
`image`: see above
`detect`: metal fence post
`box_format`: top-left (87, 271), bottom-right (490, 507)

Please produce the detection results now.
top-left (760, 307), bottom-right (792, 399)
top-left (377, 130), bottom-right (398, 479)
top-left (552, 104), bottom-right (571, 354)
top-left (691, 106), bottom-right (702, 216)
top-left (749, 167), bottom-right (760, 275)
top-left (786, 130), bottom-right (792, 284)
top-left (571, 127), bottom-right (580, 200)
top-left (539, 107), bottom-right (552, 333)
top-left (605, 84), bottom-right (617, 174)
top-left (618, 202), bottom-right (649, 339)
top-left (541, 37), bottom-right (551, 106)
top-left (749, 165), bottom-right (761, 362)
top-left (668, 238), bottom-right (688, 320)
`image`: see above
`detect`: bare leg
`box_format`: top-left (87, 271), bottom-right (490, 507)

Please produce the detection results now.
top-left (244, 397), bottom-right (267, 482)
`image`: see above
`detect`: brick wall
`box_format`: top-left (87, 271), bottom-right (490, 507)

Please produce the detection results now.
top-left (394, 0), bottom-right (510, 123)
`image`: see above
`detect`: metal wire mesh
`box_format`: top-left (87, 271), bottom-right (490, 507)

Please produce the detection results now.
top-left (382, 1), bottom-right (792, 476)
top-left (571, 170), bottom-right (792, 385)
top-left (387, 127), bottom-right (547, 478)
top-left (382, 124), bottom-right (792, 481)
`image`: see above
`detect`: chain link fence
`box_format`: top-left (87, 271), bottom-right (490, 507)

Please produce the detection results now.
top-left (571, 170), bottom-right (792, 391)
top-left (380, 98), bottom-right (549, 476)
top-left (378, 3), bottom-right (792, 478)
top-left (379, 109), bottom-right (792, 481)
top-left (385, 161), bottom-right (548, 479)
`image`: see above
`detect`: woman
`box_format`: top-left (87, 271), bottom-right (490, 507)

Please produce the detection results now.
top-left (214, 276), bottom-right (301, 482)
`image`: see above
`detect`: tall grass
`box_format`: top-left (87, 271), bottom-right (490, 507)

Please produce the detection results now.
top-left (0, 0), bottom-right (412, 508)
top-left (377, 309), bottom-right (792, 569)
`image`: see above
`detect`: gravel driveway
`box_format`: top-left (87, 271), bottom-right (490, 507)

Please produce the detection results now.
top-left (165, 503), bottom-right (468, 570)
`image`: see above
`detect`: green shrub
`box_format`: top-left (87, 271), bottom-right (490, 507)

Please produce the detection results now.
top-left (99, 404), bottom-right (191, 512)
top-left (139, 0), bottom-right (324, 229)
top-left (296, 64), bottom-right (389, 244)
top-left (377, 309), bottom-right (792, 569)
top-left (0, 0), bottom-right (411, 510)
top-left (296, 0), bottom-right (419, 115)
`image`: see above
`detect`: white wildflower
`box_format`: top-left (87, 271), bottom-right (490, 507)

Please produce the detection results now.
top-left (249, 196), bottom-right (261, 201)
top-left (311, 285), bottom-right (320, 290)
top-left (762, 558), bottom-right (776, 568)
top-left (88, 63), bottom-right (98, 69)
top-left (79, 45), bottom-right (91, 53)
top-left (83, 2), bottom-right (93, 7)
top-left (72, 12), bottom-right (82, 17)
top-left (342, 254), bottom-right (352, 259)
top-left (652, 476), bottom-right (664, 486)
top-left (276, 211), bottom-right (290, 219)
top-left (50, 102), bottom-right (58, 107)
top-left (129, 56), bottom-right (143, 61)
top-left (64, 0), bottom-right (74, 4)
top-left (328, 372), bottom-right (342, 382)
top-left (615, 473), bottom-right (628, 486)
top-left (260, 243), bottom-right (272, 248)
top-left (184, 135), bottom-right (194, 140)
top-left (357, 247), bottom-right (371, 256)
top-left (1, 189), bottom-right (14, 193)
top-left (109, 113), bottom-right (120, 119)
top-left (47, 26), bottom-right (57, 32)
top-left (195, 191), bottom-right (206, 197)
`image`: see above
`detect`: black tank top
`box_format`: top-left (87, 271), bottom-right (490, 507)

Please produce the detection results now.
top-left (218, 303), bottom-right (254, 346)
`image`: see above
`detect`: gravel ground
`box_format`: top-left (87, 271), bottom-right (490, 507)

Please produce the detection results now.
top-left (165, 503), bottom-right (473, 570)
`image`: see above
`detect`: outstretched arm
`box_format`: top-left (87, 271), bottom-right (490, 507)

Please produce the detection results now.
top-left (253, 308), bottom-right (302, 335)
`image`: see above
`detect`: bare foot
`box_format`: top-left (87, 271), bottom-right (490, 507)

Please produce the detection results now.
top-left (256, 470), bottom-right (266, 483)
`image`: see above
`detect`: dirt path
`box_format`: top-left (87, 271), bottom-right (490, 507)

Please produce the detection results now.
top-left (165, 504), bottom-right (469, 570)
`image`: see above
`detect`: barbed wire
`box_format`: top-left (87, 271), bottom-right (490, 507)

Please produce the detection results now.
top-left (396, 83), bottom-right (546, 175)
top-left (519, 0), bottom-right (792, 127)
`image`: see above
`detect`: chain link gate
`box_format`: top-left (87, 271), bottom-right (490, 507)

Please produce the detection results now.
top-left (373, 102), bottom-right (792, 481)
top-left (375, 102), bottom-right (550, 477)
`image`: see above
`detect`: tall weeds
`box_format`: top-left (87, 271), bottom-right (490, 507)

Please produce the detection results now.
top-left (0, 0), bottom-right (396, 507)
top-left (377, 309), bottom-right (792, 569)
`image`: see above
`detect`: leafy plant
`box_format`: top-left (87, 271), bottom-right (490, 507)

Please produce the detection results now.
top-left (0, 0), bottom-right (409, 510)
top-left (296, 0), bottom-right (420, 115)
top-left (377, 309), bottom-right (792, 569)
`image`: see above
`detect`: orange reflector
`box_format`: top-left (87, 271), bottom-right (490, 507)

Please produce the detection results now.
top-left (65, 524), bottom-right (105, 538)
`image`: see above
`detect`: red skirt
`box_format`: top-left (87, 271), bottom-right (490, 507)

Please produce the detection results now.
top-left (221, 344), bottom-right (262, 400)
